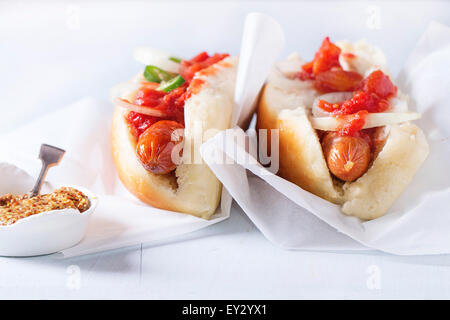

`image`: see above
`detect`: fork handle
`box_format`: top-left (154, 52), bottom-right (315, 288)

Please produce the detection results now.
top-left (29, 161), bottom-right (50, 197)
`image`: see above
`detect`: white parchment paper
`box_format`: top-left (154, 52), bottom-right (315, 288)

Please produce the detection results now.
top-left (201, 21), bottom-right (450, 255)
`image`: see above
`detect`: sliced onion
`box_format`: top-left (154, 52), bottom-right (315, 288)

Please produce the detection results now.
top-left (113, 97), bottom-right (167, 118)
top-left (310, 112), bottom-right (421, 131)
top-left (312, 93), bottom-right (410, 117)
top-left (133, 47), bottom-right (180, 73)
top-left (312, 92), bottom-right (353, 117)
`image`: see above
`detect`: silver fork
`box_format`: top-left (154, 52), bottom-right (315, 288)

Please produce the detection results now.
top-left (29, 144), bottom-right (66, 197)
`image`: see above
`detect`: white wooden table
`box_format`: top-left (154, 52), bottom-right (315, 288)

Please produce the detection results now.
top-left (3, 206), bottom-right (450, 299)
top-left (1, 0), bottom-right (450, 299)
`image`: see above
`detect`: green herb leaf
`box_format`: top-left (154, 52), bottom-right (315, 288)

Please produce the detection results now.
top-left (143, 65), bottom-right (176, 83)
top-left (169, 57), bottom-right (182, 63)
top-left (157, 75), bottom-right (185, 92)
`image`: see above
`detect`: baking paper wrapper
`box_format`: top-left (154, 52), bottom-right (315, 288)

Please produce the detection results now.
top-left (0, 13), bottom-right (284, 257)
top-left (201, 21), bottom-right (450, 255)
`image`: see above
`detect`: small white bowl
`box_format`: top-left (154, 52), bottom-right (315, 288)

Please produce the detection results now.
top-left (0, 163), bottom-right (98, 257)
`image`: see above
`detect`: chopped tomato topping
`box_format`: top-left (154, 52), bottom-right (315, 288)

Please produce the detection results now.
top-left (134, 86), bottom-right (167, 107)
top-left (126, 52), bottom-right (228, 140)
top-left (301, 61), bottom-right (314, 74)
top-left (314, 69), bottom-right (363, 93)
top-left (126, 111), bottom-right (160, 138)
top-left (342, 91), bottom-right (390, 114)
top-left (337, 110), bottom-right (369, 136)
top-left (179, 52), bottom-right (229, 82)
top-left (358, 70), bottom-right (397, 99)
top-left (299, 37), bottom-right (361, 93)
top-left (318, 70), bottom-right (395, 116)
top-left (302, 37), bottom-right (341, 76)
top-left (131, 84), bottom-right (187, 127)
top-left (342, 52), bottom-right (356, 59)
top-left (298, 70), bottom-right (315, 81)
top-left (323, 91), bottom-right (388, 115)
top-left (317, 99), bottom-right (341, 113)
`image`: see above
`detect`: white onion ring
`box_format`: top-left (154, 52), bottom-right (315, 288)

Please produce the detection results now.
top-left (313, 92), bottom-right (410, 117)
top-left (310, 112), bottom-right (421, 131)
top-left (312, 92), bottom-right (353, 117)
top-left (113, 97), bottom-right (167, 118)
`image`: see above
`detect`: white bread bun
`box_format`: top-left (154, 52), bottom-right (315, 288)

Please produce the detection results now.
top-left (341, 122), bottom-right (428, 219)
top-left (256, 52), bottom-right (317, 154)
top-left (257, 43), bottom-right (429, 220)
top-left (111, 57), bottom-right (237, 219)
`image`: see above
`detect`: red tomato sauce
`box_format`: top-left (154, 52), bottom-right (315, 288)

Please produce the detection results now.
top-left (300, 37), bottom-right (397, 137)
top-left (342, 52), bottom-right (356, 59)
top-left (125, 52), bottom-right (229, 139)
top-left (336, 110), bottom-right (369, 136)
top-left (179, 52), bottom-right (229, 82)
top-left (302, 37), bottom-right (341, 76)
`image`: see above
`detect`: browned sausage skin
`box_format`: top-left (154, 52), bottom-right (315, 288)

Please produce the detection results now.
top-left (136, 120), bottom-right (184, 175)
top-left (322, 132), bottom-right (371, 182)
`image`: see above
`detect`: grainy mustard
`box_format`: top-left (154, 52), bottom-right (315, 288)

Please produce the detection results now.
top-left (0, 187), bottom-right (89, 226)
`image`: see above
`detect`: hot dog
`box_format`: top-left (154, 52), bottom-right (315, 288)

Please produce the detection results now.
top-left (111, 49), bottom-right (237, 219)
top-left (257, 38), bottom-right (429, 220)
top-left (322, 132), bottom-right (372, 182)
top-left (136, 120), bottom-right (185, 175)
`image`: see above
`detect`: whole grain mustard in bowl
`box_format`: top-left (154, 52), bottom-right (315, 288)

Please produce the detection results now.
top-left (0, 163), bottom-right (98, 257)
